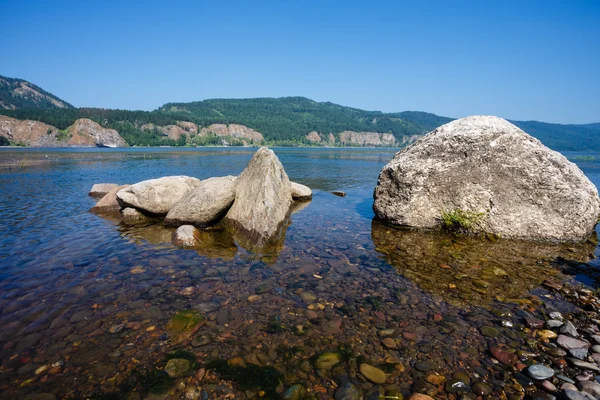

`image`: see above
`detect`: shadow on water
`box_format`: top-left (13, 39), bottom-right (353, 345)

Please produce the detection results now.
top-left (370, 219), bottom-right (598, 308)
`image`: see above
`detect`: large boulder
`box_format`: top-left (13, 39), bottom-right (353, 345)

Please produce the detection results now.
top-left (224, 147), bottom-right (292, 244)
top-left (91, 185), bottom-right (130, 212)
top-left (373, 116), bottom-right (600, 242)
top-left (117, 176), bottom-right (201, 215)
top-left (164, 176), bottom-right (237, 227)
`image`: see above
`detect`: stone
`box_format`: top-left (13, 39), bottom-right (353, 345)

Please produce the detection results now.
top-left (90, 184), bottom-right (130, 212)
top-left (89, 183), bottom-right (118, 198)
top-left (314, 352), bottom-right (341, 370)
top-left (414, 361), bottom-right (438, 372)
top-left (164, 358), bottom-right (192, 378)
top-left (120, 207), bottom-right (150, 225)
top-left (528, 364), bottom-right (555, 380)
top-left (548, 320), bottom-right (565, 329)
top-left (577, 381), bottom-right (600, 398)
top-left (172, 225), bottom-right (201, 247)
top-left (359, 363), bottom-right (386, 384)
top-left (407, 395), bottom-right (435, 400)
top-left (283, 384), bottom-right (308, 400)
top-left (557, 335), bottom-right (589, 350)
top-left (568, 359), bottom-right (600, 372)
top-left (117, 176), bottom-right (201, 215)
top-left (539, 330), bottom-right (559, 340)
top-left (335, 381), bottom-right (364, 400)
top-left (569, 348), bottom-right (589, 360)
top-left (561, 321), bottom-right (580, 337)
top-left (165, 310), bottom-right (205, 345)
top-left (290, 182), bottom-right (312, 200)
top-left (224, 147), bottom-right (293, 244)
top-left (480, 326), bottom-right (499, 337)
top-left (472, 382), bottom-right (493, 396)
top-left (592, 345), bottom-right (600, 354)
top-left (373, 116), bottom-right (600, 241)
top-left (164, 176), bottom-right (237, 227)
top-left (559, 390), bottom-right (593, 400)
top-left (382, 338), bottom-right (397, 349)
top-left (490, 347), bottom-right (518, 365)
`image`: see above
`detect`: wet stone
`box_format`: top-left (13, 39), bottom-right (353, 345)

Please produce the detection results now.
top-left (314, 352), bottom-right (341, 370)
top-left (414, 361), bottom-right (437, 372)
top-left (283, 384), bottom-right (307, 400)
top-left (481, 326), bottom-right (499, 337)
top-left (335, 381), bottom-right (363, 400)
top-left (557, 335), bottom-right (589, 350)
top-left (490, 347), bottom-right (518, 365)
top-left (568, 359), bottom-right (600, 372)
top-left (515, 372), bottom-right (535, 387)
top-left (359, 363), bottom-right (387, 384)
top-left (561, 321), bottom-right (580, 337)
top-left (592, 345), bottom-right (600, 353)
top-left (569, 348), bottom-right (589, 360)
top-left (577, 381), bottom-right (600, 398)
top-left (548, 320), bottom-right (565, 329)
top-left (559, 390), bottom-right (592, 400)
top-left (445, 378), bottom-right (469, 394)
top-left (472, 382), bottom-right (493, 396)
top-left (528, 364), bottom-right (555, 380)
top-left (165, 358), bottom-right (192, 378)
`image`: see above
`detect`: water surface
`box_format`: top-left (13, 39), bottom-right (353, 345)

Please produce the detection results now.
top-left (1, 147), bottom-right (599, 399)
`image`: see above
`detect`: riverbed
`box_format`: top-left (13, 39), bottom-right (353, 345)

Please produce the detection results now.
top-left (1, 147), bottom-right (600, 399)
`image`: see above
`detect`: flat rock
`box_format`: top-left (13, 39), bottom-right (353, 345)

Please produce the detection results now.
top-left (558, 335), bottom-right (590, 350)
top-left (172, 225), bottom-right (201, 247)
top-left (89, 183), bottom-right (118, 198)
top-left (224, 147), bottom-right (292, 244)
top-left (90, 185), bottom-right (130, 212)
top-left (290, 181), bottom-right (312, 200)
top-left (568, 359), bottom-right (600, 372)
top-left (165, 176), bottom-right (236, 227)
top-left (117, 175), bottom-right (201, 215)
top-left (373, 116), bottom-right (600, 241)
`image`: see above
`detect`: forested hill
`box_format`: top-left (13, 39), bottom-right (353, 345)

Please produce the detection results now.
top-left (0, 75), bottom-right (73, 110)
top-left (160, 97), bottom-right (451, 142)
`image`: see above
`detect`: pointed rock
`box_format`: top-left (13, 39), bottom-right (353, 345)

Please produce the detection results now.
top-left (90, 185), bottom-right (130, 212)
top-left (224, 147), bottom-right (292, 244)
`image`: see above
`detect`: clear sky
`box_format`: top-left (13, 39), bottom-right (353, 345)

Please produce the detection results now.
top-left (1, 0), bottom-right (599, 123)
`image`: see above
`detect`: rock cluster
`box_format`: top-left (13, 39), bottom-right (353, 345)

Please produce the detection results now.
top-left (373, 116), bottom-right (600, 242)
top-left (89, 147), bottom-right (312, 249)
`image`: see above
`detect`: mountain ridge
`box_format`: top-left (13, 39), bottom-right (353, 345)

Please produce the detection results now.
top-left (0, 74), bottom-right (598, 151)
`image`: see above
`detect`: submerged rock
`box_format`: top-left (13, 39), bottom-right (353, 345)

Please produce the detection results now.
top-left (117, 175), bottom-right (201, 215)
top-left (165, 176), bottom-right (237, 227)
top-left (120, 207), bottom-right (150, 225)
top-left (224, 147), bottom-right (292, 244)
top-left (172, 225), bottom-right (201, 247)
top-left (90, 185), bottom-right (130, 212)
top-left (165, 310), bottom-right (205, 345)
top-left (373, 116), bottom-right (600, 241)
top-left (290, 182), bottom-right (312, 200)
top-left (359, 363), bottom-right (386, 384)
top-left (164, 358), bottom-right (192, 378)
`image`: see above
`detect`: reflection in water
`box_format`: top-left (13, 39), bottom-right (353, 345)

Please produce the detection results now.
top-left (93, 198), bottom-right (313, 262)
top-left (371, 219), bottom-right (597, 307)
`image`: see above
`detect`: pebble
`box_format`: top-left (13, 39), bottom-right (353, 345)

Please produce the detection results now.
top-left (480, 326), bottom-right (499, 337)
top-left (472, 381), bottom-right (493, 396)
top-left (359, 363), bottom-right (387, 384)
top-left (490, 347), bottom-right (517, 365)
top-left (334, 381), bottom-right (363, 400)
top-left (591, 345), bottom-right (600, 354)
top-left (407, 394), bottom-right (435, 400)
top-left (577, 381), bottom-right (600, 398)
top-left (542, 381), bottom-right (558, 393)
top-left (568, 359), bottom-right (600, 372)
top-left (129, 266), bottom-right (145, 274)
top-left (560, 390), bottom-right (592, 400)
top-left (314, 352), bottom-right (341, 370)
top-left (425, 374), bottom-right (446, 385)
top-left (569, 348), bottom-right (589, 360)
top-left (539, 330), bottom-right (559, 340)
top-left (382, 338), bottom-right (397, 349)
top-left (561, 321), bottom-right (580, 337)
top-left (528, 364), bottom-right (555, 380)
top-left (557, 335), bottom-right (590, 350)
top-left (414, 361), bottom-right (438, 372)
top-left (549, 311), bottom-right (564, 321)
top-left (557, 375), bottom-right (577, 384)
top-left (548, 320), bottom-right (565, 329)
top-left (514, 372), bottom-right (535, 387)
top-left (165, 358), bottom-right (192, 378)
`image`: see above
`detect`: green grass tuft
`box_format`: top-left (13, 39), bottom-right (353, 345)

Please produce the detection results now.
top-left (440, 209), bottom-right (484, 233)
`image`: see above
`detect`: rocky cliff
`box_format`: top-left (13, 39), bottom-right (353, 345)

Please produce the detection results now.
top-left (338, 131), bottom-right (397, 146)
top-left (0, 115), bottom-right (127, 147)
top-left (200, 124), bottom-right (264, 142)
top-left (306, 131), bottom-right (322, 143)
top-left (140, 121), bottom-right (199, 140)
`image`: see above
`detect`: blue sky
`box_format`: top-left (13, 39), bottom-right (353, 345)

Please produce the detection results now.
top-left (1, 0), bottom-right (599, 123)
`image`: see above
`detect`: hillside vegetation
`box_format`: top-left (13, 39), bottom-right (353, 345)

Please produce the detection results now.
top-left (0, 75), bottom-right (73, 110)
top-left (0, 74), bottom-right (599, 150)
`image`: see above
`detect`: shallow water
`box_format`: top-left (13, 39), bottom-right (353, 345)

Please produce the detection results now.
top-left (1, 147), bottom-right (600, 399)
